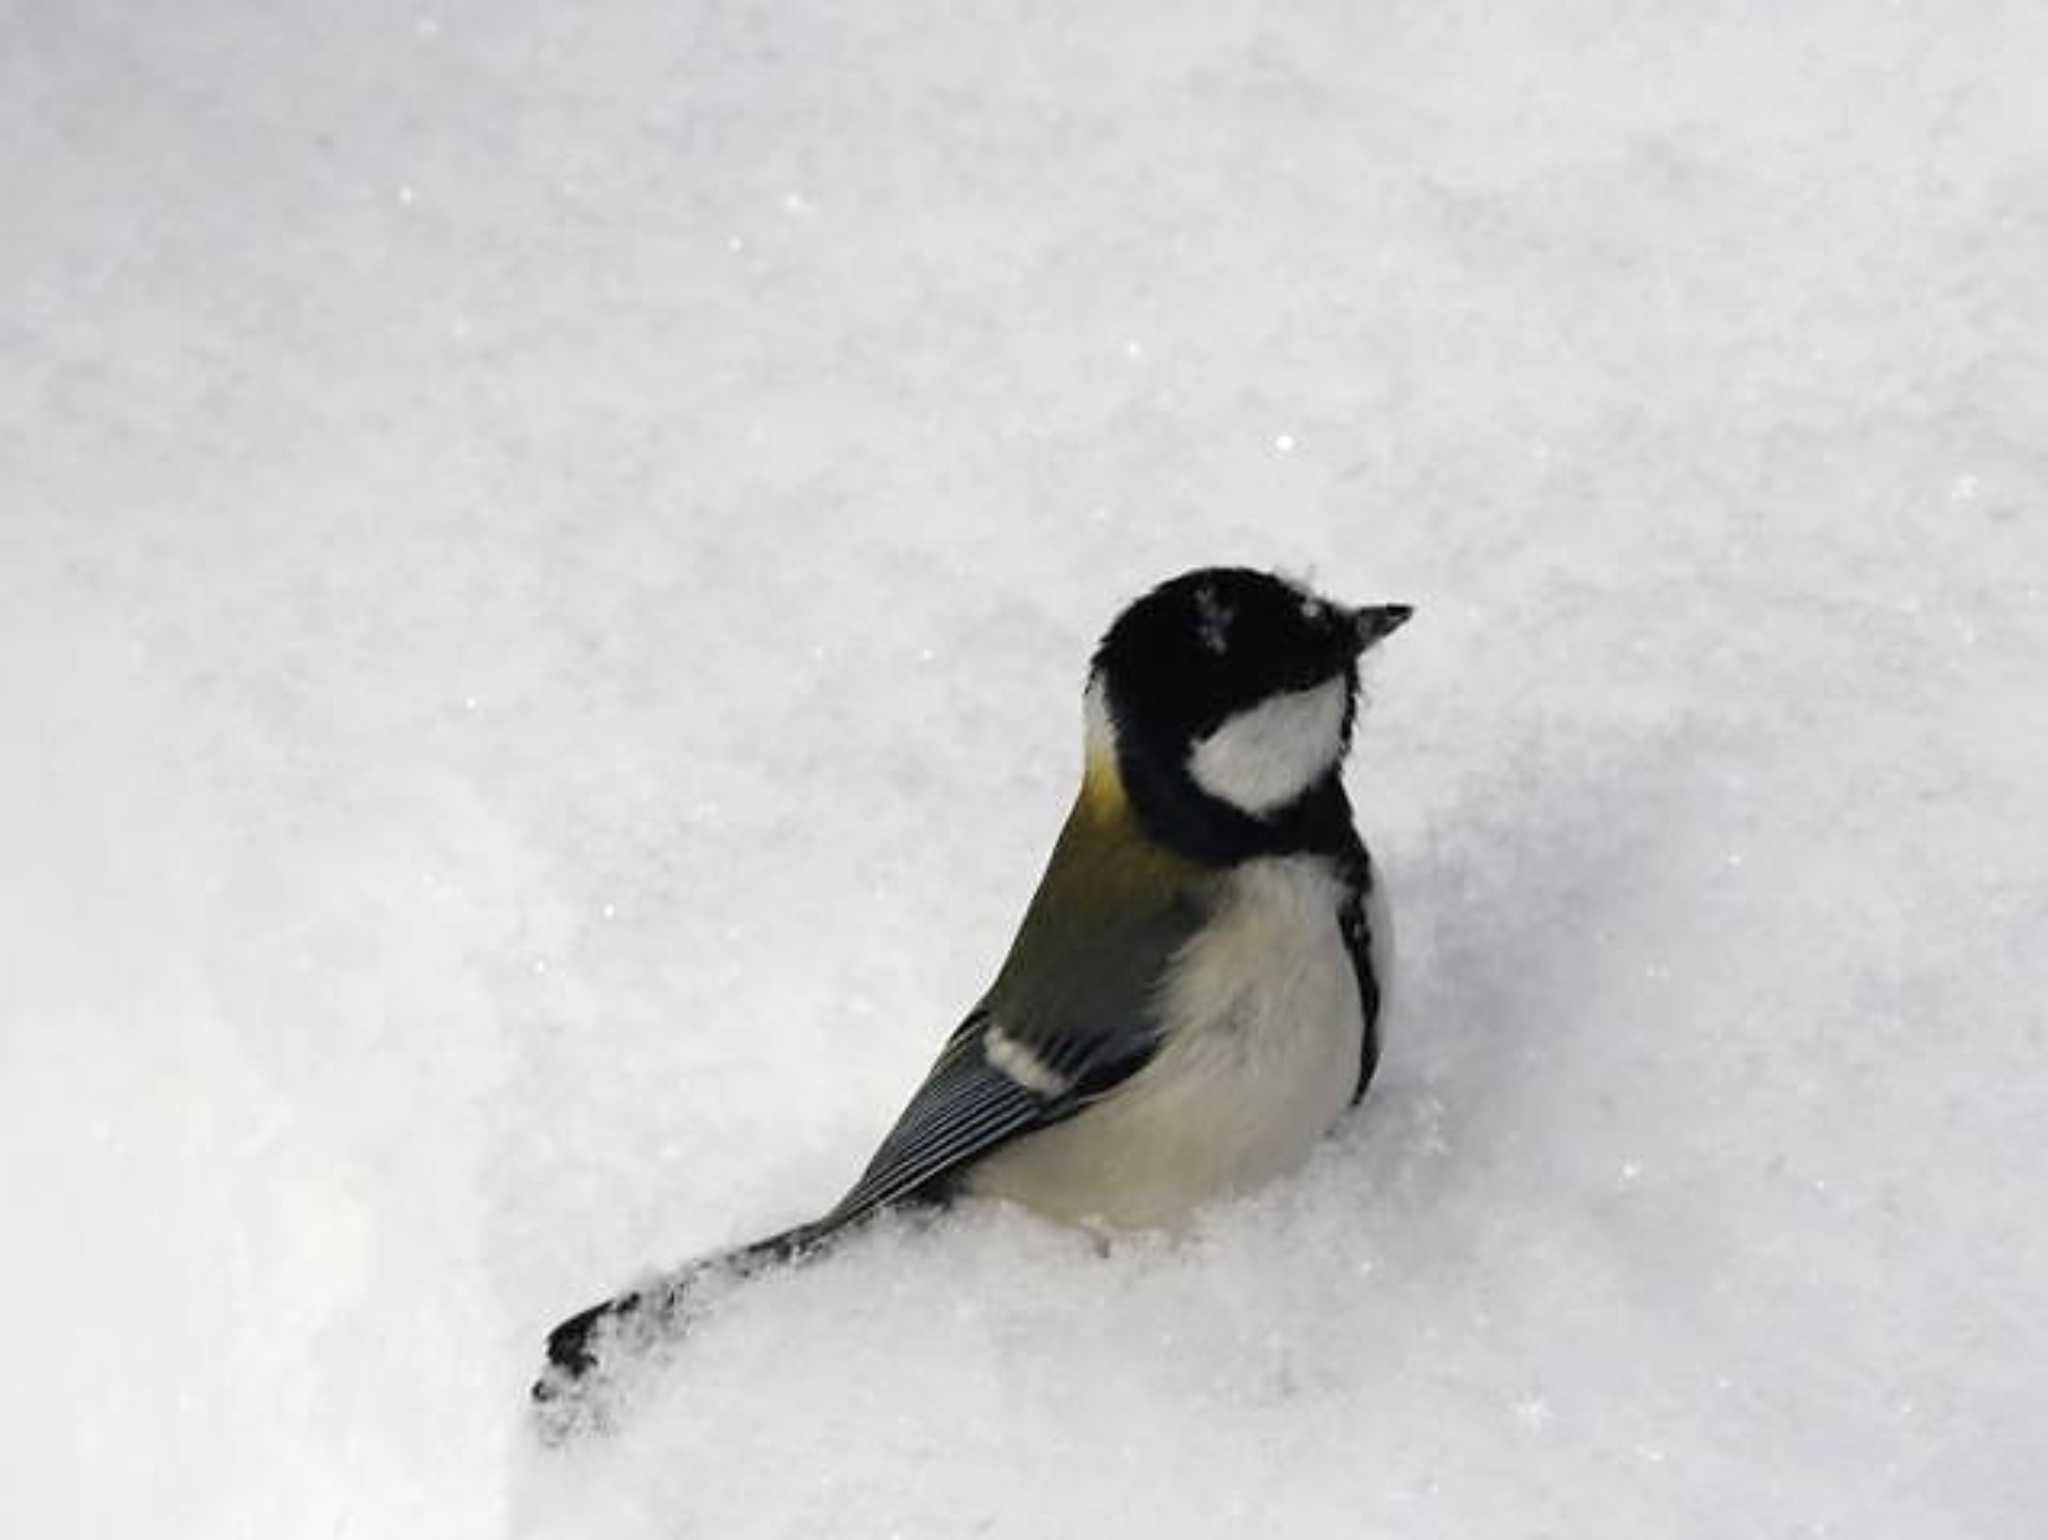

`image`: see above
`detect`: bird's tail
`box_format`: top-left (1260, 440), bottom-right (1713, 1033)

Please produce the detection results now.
top-left (530, 1216), bottom-right (849, 1433)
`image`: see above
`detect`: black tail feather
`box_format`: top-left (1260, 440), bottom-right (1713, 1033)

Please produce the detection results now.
top-left (531, 1220), bottom-right (835, 1409)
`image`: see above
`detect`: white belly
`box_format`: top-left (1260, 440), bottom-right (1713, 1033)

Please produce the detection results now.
top-left (964, 855), bottom-right (1363, 1231)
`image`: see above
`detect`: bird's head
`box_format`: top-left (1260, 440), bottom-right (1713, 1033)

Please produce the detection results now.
top-left (1082, 567), bottom-right (1410, 854)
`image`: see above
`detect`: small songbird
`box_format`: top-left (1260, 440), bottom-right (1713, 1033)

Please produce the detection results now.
top-left (534, 566), bottom-right (1410, 1409)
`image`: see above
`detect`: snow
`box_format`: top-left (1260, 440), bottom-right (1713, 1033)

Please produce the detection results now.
top-left (5, 1), bottom-right (2046, 1536)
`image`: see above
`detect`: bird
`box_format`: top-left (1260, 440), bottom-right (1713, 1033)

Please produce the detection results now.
top-left (533, 566), bottom-right (1410, 1412)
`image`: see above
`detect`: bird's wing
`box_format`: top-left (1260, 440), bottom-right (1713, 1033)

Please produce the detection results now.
top-left (821, 819), bottom-right (1210, 1228)
top-left (818, 1011), bottom-right (1054, 1225)
top-left (820, 999), bottom-right (1173, 1227)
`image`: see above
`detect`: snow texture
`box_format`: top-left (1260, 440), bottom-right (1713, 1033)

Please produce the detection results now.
top-left (5, 2), bottom-right (2046, 1536)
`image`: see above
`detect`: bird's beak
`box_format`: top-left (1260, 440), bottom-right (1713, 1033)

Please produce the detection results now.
top-left (1350, 603), bottom-right (1414, 649)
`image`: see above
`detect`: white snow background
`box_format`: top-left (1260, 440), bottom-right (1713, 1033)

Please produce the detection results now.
top-left (6, 2), bottom-right (2045, 1536)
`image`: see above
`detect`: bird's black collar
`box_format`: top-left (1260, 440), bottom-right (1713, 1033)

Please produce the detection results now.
top-left (1115, 747), bottom-right (1358, 867)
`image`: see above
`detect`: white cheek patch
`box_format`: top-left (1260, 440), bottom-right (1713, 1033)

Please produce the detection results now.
top-left (1082, 675), bottom-right (1118, 761)
top-left (1188, 675), bottom-right (1349, 815)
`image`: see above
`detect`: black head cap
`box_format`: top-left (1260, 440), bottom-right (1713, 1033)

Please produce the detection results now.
top-left (1093, 568), bottom-right (1406, 744)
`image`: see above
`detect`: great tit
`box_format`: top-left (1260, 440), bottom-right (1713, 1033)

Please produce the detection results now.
top-left (534, 566), bottom-right (1410, 1408)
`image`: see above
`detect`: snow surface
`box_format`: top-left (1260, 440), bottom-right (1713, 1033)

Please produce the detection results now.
top-left (6, 2), bottom-right (2046, 1536)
